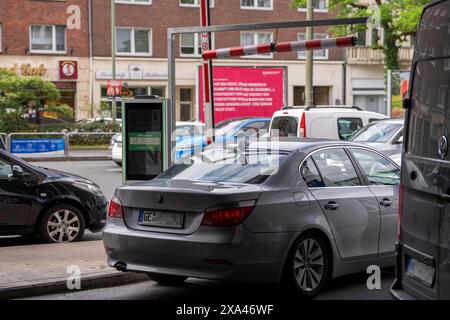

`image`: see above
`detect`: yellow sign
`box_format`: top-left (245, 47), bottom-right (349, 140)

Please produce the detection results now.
top-left (0, 63), bottom-right (47, 76)
top-left (43, 112), bottom-right (58, 120)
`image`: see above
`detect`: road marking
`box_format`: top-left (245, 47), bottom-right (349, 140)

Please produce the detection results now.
top-left (106, 168), bottom-right (122, 172)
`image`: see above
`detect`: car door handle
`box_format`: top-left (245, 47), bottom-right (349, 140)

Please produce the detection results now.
top-left (324, 201), bottom-right (339, 210)
top-left (380, 198), bottom-right (392, 207)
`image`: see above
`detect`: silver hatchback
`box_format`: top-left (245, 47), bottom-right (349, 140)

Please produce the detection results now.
top-left (103, 139), bottom-right (400, 297)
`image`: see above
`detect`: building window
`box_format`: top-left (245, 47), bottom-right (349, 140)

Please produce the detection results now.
top-left (180, 33), bottom-right (214, 57)
top-left (240, 32), bottom-right (273, 58)
top-left (297, 33), bottom-right (328, 59)
top-left (180, 0), bottom-right (214, 7)
top-left (241, 0), bottom-right (272, 10)
top-left (151, 86), bottom-right (166, 97)
top-left (30, 25), bottom-right (66, 53)
top-left (115, 0), bottom-right (151, 4)
top-left (357, 29), bottom-right (367, 46)
top-left (179, 88), bottom-right (193, 121)
top-left (297, 0), bottom-right (327, 12)
top-left (116, 28), bottom-right (151, 56)
top-left (294, 86), bottom-right (330, 106)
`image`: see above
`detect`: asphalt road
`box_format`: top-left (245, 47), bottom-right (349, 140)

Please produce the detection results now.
top-left (24, 268), bottom-right (395, 300)
top-left (34, 160), bottom-right (122, 200)
top-left (4, 160), bottom-right (395, 300)
top-left (0, 160), bottom-right (122, 247)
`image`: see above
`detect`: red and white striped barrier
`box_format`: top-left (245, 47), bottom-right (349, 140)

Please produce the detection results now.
top-left (202, 35), bottom-right (357, 60)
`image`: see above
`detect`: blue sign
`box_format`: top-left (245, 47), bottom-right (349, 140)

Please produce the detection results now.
top-left (11, 138), bottom-right (65, 154)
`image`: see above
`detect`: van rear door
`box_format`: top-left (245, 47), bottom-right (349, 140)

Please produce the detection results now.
top-left (439, 95), bottom-right (450, 300)
top-left (401, 57), bottom-right (450, 300)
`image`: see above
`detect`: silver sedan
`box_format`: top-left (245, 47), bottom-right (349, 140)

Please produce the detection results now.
top-left (103, 139), bottom-right (400, 297)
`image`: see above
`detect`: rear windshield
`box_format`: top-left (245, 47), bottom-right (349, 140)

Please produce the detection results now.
top-left (271, 116), bottom-right (298, 137)
top-left (407, 58), bottom-right (449, 158)
top-left (159, 147), bottom-right (290, 184)
top-left (415, 1), bottom-right (450, 60)
top-left (352, 122), bottom-right (402, 143)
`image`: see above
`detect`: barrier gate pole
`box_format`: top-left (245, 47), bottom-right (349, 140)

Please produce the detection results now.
top-left (200, 0), bottom-right (215, 144)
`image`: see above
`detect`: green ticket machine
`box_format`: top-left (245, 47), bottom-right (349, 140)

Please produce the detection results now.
top-left (122, 96), bottom-right (169, 184)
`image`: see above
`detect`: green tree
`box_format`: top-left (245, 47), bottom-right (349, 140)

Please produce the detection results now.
top-left (293, 0), bottom-right (430, 70)
top-left (0, 69), bottom-right (61, 132)
top-left (0, 69), bottom-right (60, 112)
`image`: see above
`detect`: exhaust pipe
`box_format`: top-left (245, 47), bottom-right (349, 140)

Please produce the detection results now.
top-left (115, 261), bottom-right (128, 272)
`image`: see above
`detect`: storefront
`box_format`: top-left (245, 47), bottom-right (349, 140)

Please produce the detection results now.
top-left (0, 56), bottom-right (91, 120)
top-left (92, 58), bottom-right (345, 122)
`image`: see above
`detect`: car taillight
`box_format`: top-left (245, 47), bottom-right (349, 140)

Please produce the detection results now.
top-left (201, 206), bottom-right (254, 227)
top-left (108, 196), bottom-right (123, 219)
top-left (299, 112), bottom-right (306, 138)
top-left (397, 184), bottom-right (403, 240)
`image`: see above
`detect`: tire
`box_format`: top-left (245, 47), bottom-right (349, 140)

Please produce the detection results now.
top-left (38, 204), bottom-right (86, 243)
top-left (284, 233), bottom-right (330, 298)
top-left (147, 273), bottom-right (187, 286)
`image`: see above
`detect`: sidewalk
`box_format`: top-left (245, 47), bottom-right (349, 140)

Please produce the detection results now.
top-left (0, 240), bottom-right (147, 299)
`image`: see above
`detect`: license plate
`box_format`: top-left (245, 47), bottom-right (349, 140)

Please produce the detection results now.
top-left (406, 257), bottom-right (435, 286)
top-left (138, 210), bottom-right (184, 228)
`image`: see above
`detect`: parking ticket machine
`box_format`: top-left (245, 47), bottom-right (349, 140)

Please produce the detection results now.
top-left (122, 96), bottom-right (168, 184)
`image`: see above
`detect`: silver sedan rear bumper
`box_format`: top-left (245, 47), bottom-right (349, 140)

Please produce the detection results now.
top-left (103, 218), bottom-right (294, 283)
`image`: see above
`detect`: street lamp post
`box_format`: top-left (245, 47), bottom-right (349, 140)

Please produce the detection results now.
top-left (111, 0), bottom-right (117, 124)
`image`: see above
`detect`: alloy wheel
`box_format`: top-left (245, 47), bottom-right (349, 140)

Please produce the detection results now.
top-left (46, 209), bottom-right (81, 243)
top-left (293, 238), bottom-right (325, 292)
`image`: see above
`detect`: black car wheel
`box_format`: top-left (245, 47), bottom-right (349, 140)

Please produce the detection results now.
top-left (39, 204), bottom-right (86, 243)
top-left (284, 233), bottom-right (330, 298)
top-left (147, 273), bottom-right (187, 286)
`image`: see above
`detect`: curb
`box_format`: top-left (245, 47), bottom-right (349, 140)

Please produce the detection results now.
top-left (0, 271), bottom-right (149, 300)
top-left (24, 156), bottom-right (111, 162)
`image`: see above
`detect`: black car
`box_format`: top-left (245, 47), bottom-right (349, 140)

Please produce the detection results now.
top-left (391, 0), bottom-right (450, 300)
top-left (0, 149), bottom-right (107, 243)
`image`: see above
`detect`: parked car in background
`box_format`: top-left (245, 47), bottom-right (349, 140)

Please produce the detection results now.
top-left (0, 136), bottom-right (5, 151)
top-left (391, 0), bottom-right (450, 300)
top-left (351, 119), bottom-right (404, 158)
top-left (109, 122), bottom-right (206, 166)
top-left (104, 138), bottom-right (400, 297)
top-left (109, 133), bottom-right (123, 166)
top-left (77, 117), bottom-right (122, 125)
top-left (175, 117), bottom-right (271, 159)
top-left (269, 106), bottom-right (388, 140)
top-left (0, 149), bottom-right (107, 243)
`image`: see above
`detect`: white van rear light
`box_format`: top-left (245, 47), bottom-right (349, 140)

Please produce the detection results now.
top-left (299, 112), bottom-right (306, 138)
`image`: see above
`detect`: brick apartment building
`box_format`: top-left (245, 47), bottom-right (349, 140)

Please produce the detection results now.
top-left (0, 0), bottom-right (414, 121)
top-left (92, 0), bottom-right (347, 121)
top-left (0, 0), bottom-right (92, 119)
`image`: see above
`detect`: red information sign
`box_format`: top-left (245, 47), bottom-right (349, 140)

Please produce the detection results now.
top-left (106, 80), bottom-right (123, 98)
top-left (199, 66), bottom-right (284, 124)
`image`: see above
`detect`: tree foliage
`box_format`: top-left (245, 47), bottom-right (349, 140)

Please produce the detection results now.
top-left (0, 69), bottom-right (60, 112)
top-left (292, 0), bottom-right (430, 70)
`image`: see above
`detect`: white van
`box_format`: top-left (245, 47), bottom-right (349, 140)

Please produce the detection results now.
top-left (269, 106), bottom-right (389, 140)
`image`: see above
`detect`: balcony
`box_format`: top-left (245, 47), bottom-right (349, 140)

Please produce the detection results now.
top-left (347, 47), bottom-right (414, 65)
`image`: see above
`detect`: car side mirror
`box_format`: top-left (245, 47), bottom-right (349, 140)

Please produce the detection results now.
top-left (12, 165), bottom-right (24, 178)
top-left (394, 136), bottom-right (403, 145)
top-left (403, 97), bottom-right (411, 109)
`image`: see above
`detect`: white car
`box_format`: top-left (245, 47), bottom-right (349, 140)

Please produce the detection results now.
top-left (109, 122), bottom-right (205, 167)
top-left (269, 106), bottom-right (388, 140)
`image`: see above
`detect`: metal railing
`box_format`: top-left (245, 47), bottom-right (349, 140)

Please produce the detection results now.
top-left (5, 131), bottom-right (119, 160)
